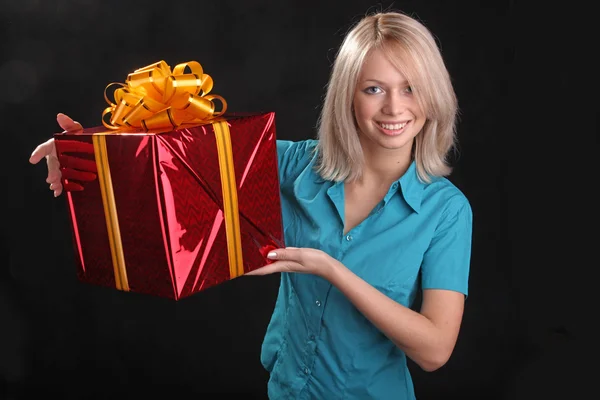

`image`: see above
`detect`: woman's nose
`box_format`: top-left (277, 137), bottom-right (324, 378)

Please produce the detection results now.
top-left (382, 94), bottom-right (407, 116)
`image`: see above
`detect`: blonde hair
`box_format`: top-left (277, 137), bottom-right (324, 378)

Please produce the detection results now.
top-left (315, 11), bottom-right (458, 183)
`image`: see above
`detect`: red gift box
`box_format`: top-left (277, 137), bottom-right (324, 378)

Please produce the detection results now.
top-left (53, 61), bottom-right (284, 300)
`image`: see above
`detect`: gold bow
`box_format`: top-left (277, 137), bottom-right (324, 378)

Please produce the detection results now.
top-left (102, 60), bottom-right (227, 131)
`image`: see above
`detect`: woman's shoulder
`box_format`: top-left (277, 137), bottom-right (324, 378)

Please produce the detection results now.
top-left (276, 139), bottom-right (319, 182)
top-left (423, 175), bottom-right (472, 215)
top-left (276, 139), bottom-right (319, 158)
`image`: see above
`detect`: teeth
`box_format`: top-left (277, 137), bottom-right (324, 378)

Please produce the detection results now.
top-left (379, 122), bottom-right (408, 130)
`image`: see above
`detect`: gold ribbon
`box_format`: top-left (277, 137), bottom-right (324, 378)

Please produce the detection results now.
top-left (213, 121), bottom-right (244, 279)
top-left (92, 135), bottom-right (129, 291)
top-left (91, 60), bottom-right (245, 292)
top-left (102, 60), bottom-right (227, 132)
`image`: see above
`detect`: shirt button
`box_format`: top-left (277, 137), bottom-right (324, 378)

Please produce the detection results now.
top-left (303, 367), bottom-right (310, 374)
top-left (310, 335), bottom-right (315, 341)
top-left (345, 234), bottom-right (353, 241)
top-left (392, 183), bottom-right (398, 190)
top-left (315, 300), bottom-right (321, 307)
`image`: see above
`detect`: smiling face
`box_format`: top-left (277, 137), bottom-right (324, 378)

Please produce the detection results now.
top-left (353, 46), bottom-right (426, 158)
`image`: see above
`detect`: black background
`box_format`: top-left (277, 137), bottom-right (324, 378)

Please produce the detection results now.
top-left (0, 0), bottom-right (593, 399)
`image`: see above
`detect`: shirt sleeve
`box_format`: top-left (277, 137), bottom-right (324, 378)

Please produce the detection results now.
top-left (276, 139), bottom-right (318, 186)
top-left (420, 197), bottom-right (473, 296)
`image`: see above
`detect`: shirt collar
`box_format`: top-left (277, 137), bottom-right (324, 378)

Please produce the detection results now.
top-left (396, 160), bottom-right (426, 213)
top-left (314, 159), bottom-right (427, 213)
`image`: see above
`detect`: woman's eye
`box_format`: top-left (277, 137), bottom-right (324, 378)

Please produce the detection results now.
top-left (364, 86), bottom-right (382, 94)
top-left (404, 86), bottom-right (413, 94)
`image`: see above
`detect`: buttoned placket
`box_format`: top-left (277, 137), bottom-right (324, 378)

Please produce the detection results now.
top-left (298, 296), bottom-right (323, 398)
top-left (298, 274), bottom-right (332, 395)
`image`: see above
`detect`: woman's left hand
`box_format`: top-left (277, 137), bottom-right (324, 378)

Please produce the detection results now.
top-left (246, 247), bottom-right (340, 279)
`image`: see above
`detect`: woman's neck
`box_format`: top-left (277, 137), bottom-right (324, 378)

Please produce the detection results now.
top-left (355, 138), bottom-right (414, 188)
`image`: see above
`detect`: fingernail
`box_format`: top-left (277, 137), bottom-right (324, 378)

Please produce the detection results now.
top-left (267, 252), bottom-right (277, 259)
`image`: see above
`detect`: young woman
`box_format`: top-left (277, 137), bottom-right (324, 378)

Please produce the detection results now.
top-left (30, 11), bottom-right (472, 400)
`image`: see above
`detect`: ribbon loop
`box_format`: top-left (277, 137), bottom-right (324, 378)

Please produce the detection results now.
top-left (102, 60), bottom-right (227, 132)
top-left (171, 61), bottom-right (203, 76)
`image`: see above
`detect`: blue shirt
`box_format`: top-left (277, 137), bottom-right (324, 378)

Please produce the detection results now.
top-left (261, 139), bottom-right (473, 399)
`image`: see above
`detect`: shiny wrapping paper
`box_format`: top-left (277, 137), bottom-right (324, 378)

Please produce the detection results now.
top-left (54, 112), bottom-right (284, 300)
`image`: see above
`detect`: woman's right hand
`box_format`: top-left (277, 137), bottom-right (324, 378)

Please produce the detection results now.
top-left (29, 113), bottom-right (97, 197)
